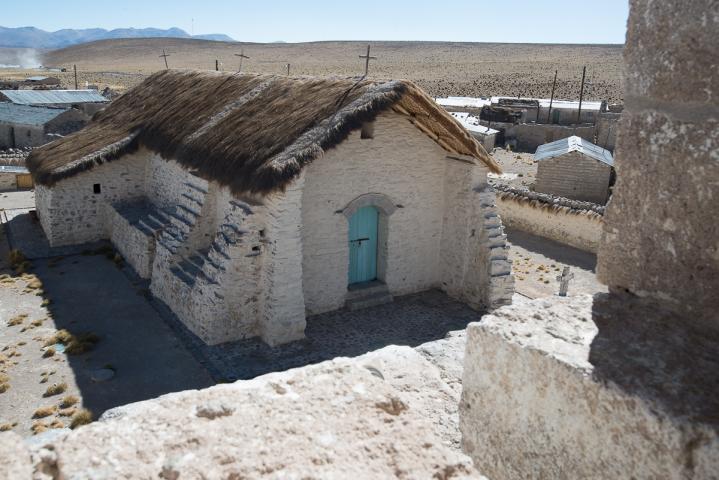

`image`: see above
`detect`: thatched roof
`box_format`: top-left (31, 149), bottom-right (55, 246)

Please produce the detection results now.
top-left (27, 70), bottom-right (500, 194)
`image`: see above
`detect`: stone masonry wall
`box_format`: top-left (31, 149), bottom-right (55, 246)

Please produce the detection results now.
top-left (535, 151), bottom-right (611, 204)
top-left (0, 172), bottom-right (16, 192)
top-left (597, 0), bottom-right (719, 325)
top-left (301, 112), bottom-right (447, 315)
top-left (35, 150), bottom-right (149, 247)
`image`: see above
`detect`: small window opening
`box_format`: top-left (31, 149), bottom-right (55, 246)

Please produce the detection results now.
top-left (259, 229), bottom-right (266, 238)
top-left (252, 245), bottom-right (261, 252)
top-left (360, 121), bottom-right (375, 139)
top-left (93, 183), bottom-right (101, 194)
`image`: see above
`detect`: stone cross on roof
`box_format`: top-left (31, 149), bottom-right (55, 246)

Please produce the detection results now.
top-left (359, 44), bottom-right (377, 77)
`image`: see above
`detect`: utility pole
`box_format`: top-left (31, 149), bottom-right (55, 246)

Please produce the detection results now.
top-left (159, 49), bottom-right (171, 69)
top-left (73, 64), bottom-right (78, 90)
top-left (359, 44), bottom-right (377, 76)
top-left (234, 49), bottom-right (250, 73)
top-left (577, 66), bottom-right (586, 124)
top-left (547, 69), bottom-right (557, 123)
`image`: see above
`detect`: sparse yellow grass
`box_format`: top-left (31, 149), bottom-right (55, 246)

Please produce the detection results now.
top-left (33, 405), bottom-right (57, 418)
top-left (31, 421), bottom-right (48, 435)
top-left (60, 395), bottom-right (79, 408)
top-left (43, 347), bottom-right (56, 358)
top-left (49, 419), bottom-right (65, 429)
top-left (0, 423), bottom-right (15, 431)
top-left (31, 318), bottom-right (45, 327)
top-left (70, 408), bottom-right (93, 429)
top-left (43, 329), bottom-right (74, 347)
top-left (58, 407), bottom-right (76, 417)
top-left (44, 382), bottom-right (67, 397)
top-left (7, 313), bottom-right (27, 326)
top-left (0, 373), bottom-right (9, 384)
top-left (65, 333), bottom-right (100, 355)
top-left (41, 298), bottom-right (51, 307)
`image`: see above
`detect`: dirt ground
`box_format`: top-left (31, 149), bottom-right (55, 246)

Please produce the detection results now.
top-left (489, 148), bottom-right (538, 189)
top-left (0, 39), bottom-right (623, 101)
top-left (0, 194), bottom-right (213, 437)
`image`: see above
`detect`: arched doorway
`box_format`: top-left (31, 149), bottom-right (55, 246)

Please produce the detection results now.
top-left (348, 206), bottom-right (378, 285)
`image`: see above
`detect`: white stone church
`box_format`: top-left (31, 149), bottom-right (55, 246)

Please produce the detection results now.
top-left (27, 70), bottom-right (513, 346)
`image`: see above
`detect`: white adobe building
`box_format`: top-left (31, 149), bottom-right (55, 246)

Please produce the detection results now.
top-left (27, 70), bottom-right (514, 346)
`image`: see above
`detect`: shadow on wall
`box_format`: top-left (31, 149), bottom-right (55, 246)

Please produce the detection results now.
top-left (588, 292), bottom-right (719, 429)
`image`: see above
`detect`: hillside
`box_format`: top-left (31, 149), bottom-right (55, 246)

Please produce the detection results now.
top-left (41, 38), bottom-right (624, 102)
top-left (0, 26), bottom-right (234, 49)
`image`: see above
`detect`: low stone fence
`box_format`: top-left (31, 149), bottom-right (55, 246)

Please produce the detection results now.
top-left (493, 184), bottom-right (604, 253)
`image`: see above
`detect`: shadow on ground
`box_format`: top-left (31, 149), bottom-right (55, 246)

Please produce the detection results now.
top-left (175, 289), bottom-right (483, 381)
top-left (506, 226), bottom-right (598, 272)
top-left (27, 254), bottom-right (214, 417)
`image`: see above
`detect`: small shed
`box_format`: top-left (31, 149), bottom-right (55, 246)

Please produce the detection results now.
top-left (24, 76), bottom-right (62, 87)
top-left (450, 112), bottom-right (499, 151)
top-left (0, 165), bottom-right (32, 191)
top-left (0, 89), bottom-right (109, 116)
top-left (534, 135), bottom-right (613, 204)
top-left (0, 103), bottom-right (89, 148)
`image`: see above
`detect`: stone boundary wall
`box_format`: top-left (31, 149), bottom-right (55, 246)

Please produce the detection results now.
top-left (493, 185), bottom-right (604, 253)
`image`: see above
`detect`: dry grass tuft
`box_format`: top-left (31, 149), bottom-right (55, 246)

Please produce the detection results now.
top-left (60, 395), bottom-right (79, 408)
top-left (70, 408), bottom-right (93, 429)
top-left (49, 419), bottom-right (65, 429)
top-left (58, 407), bottom-right (76, 417)
top-left (41, 298), bottom-right (51, 307)
top-left (7, 313), bottom-right (28, 326)
top-left (0, 382), bottom-right (9, 393)
top-left (0, 373), bottom-right (9, 383)
top-left (44, 382), bottom-right (68, 397)
top-left (33, 405), bottom-right (57, 418)
top-left (43, 347), bottom-right (56, 358)
top-left (64, 333), bottom-right (100, 355)
top-left (31, 421), bottom-right (48, 435)
top-left (8, 249), bottom-right (25, 267)
top-left (43, 329), bottom-right (74, 347)
top-left (0, 423), bottom-right (14, 431)
top-left (30, 318), bottom-right (45, 327)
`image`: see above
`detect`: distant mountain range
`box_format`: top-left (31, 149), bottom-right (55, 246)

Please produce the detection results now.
top-left (0, 26), bottom-right (235, 49)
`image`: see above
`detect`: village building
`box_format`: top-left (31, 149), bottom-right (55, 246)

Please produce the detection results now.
top-left (0, 103), bottom-right (89, 148)
top-left (26, 70), bottom-right (514, 347)
top-left (0, 165), bottom-right (32, 191)
top-left (22, 76), bottom-right (61, 88)
top-left (0, 89), bottom-right (109, 116)
top-left (534, 135), bottom-right (613, 204)
top-left (449, 112), bottom-right (498, 151)
top-left (437, 95), bottom-right (618, 152)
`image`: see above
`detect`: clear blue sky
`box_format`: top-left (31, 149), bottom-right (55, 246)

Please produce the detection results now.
top-left (3, 0), bottom-right (629, 44)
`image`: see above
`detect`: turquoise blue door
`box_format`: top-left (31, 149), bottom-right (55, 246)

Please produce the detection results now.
top-left (348, 206), bottom-right (379, 284)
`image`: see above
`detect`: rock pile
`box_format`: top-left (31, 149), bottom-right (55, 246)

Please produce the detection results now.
top-left (494, 183), bottom-right (605, 216)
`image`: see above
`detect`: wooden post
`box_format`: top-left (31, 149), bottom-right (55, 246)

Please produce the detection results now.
top-left (359, 44), bottom-right (377, 76)
top-left (547, 69), bottom-right (557, 123)
top-left (577, 66), bottom-right (586, 123)
top-left (556, 266), bottom-right (574, 297)
top-left (287, 63), bottom-right (291, 76)
top-left (215, 59), bottom-right (219, 71)
top-left (73, 64), bottom-right (78, 90)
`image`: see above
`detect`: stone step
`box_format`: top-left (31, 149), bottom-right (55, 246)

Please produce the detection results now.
top-left (137, 216), bottom-right (164, 232)
top-left (170, 265), bottom-right (195, 286)
top-left (181, 192), bottom-right (204, 208)
top-left (177, 204), bottom-right (200, 218)
top-left (147, 209), bottom-right (170, 227)
top-left (347, 281), bottom-right (391, 301)
top-left (346, 291), bottom-right (394, 311)
top-left (184, 181), bottom-right (208, 195)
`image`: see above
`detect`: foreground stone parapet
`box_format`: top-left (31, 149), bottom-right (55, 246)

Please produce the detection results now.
top-left (460, 294), bottom-right (719, 479)
top-left (5, 346), bottom-right (481, 479)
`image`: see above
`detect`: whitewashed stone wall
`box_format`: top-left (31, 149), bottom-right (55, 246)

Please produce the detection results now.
top-left (35, 150), bottom-right (149, 246)
top-left (301, 113), bottom-right (446, 314)
top-left (496, 196), bottom-right (603, 252)
top-left (301, 111), bottom-right (512, 314)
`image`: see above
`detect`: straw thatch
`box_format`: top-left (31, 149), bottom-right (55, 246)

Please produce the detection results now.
top-left (27, 70), bottom-right (500, 194)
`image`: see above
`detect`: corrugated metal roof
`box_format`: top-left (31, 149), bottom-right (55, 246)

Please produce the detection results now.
top-left (436, 96), bottom-right (492, 108)
top-left (26, 76), bottom-right (51, 81)
top-left (0, 165), bottom-right (29, 174)
top-left (0, 103), bottom-right (68, 126)
top-left (534, 135), bottom-right (614, 166)
top-left (0, 89), bottom-right (108, 105)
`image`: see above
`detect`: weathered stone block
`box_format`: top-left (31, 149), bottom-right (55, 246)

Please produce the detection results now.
top-left (598, 112), bottom-right (719, 326)
top-left (624, 0), bottom-right (719, 105)
top-left (15, 346), bottom-right (482, 479)
top-left (460, 294), bottom-right (719, 479)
